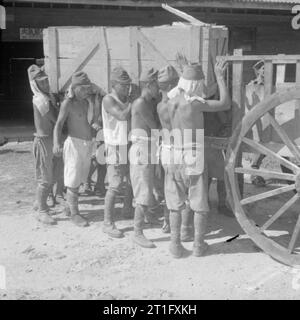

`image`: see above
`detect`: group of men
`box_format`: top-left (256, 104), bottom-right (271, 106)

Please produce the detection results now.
top-left (29, 56), bottom-right (232, 259)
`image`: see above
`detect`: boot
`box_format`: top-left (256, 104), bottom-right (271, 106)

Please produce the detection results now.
top-left (169, 210), bottom-right (185, 258)
top-left (193, 212), bottom-right (209, 257)
top-left (181, 205), bottom-right (194, 242)
top-left (103, 190), bottom-right (123, 238)
top-left (162, 206), bottom-right (170, 234)
top-left (121, 184), bottom-right (134, 219)
top-left (217, 180), bottom-right (234, 218)
top-left (36, 184), bottom-right (56, 225)
top-left (133, 205), bottom-right (155, 248)
top-left (66, 189), bottom-right (89, 227)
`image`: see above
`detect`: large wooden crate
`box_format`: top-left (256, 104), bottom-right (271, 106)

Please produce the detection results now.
top-left (43, 24), bottom-right (228, 96)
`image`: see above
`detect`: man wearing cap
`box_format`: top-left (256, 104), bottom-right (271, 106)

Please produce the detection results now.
top-left (53, 71), bottom-right (103, 227)
top-left (101, 66), bottom-right (135, 238)
top-left (28, 64), bottom-right (58, 225)
top-left (165, 59), bottom-right (230, 258)
top-left (130, 68), bottom-right (161, 248)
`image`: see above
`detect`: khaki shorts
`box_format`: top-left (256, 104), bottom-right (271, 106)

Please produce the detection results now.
top-left (164, 164), bottom-right (209, 212)
top-left (130, 141), bottom-right (155, 206)
top-left (33, 135), bottom-right (53, 186)
top-left (130, 163), bottom-right (155, 206)
top-left (63, 136), bottom-right (93, 188)
top-left (106, 144), bottom-right (129, 194)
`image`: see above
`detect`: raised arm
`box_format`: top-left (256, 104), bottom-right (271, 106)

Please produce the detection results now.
top-left (102, 95), bottom-right (131, 121)
top-left (53, 99), bottom-right (70, 156)
top-left (196, 59), bottom-right (231, 112)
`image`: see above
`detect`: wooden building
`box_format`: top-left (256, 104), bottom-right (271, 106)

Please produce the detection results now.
top-left (0, 0), bottom-right (299, 121)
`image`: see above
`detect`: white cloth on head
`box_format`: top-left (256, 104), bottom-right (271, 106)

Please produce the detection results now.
top-left (167, 77), bottom-right (206, 103)
top-left (29, 80), bottom-right (52, 116)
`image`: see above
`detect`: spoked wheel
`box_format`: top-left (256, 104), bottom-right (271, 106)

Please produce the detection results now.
top-left (226, 87), bottom-right (300, 267)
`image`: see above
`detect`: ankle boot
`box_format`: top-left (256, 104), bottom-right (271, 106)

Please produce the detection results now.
top-left (133, 205), bottom-right (155, 248)
top-left (181, 205), bottom-right (194, 242)
top-left (103, 190), bottom-right (122, 238)
top-left (169, 210), bottom-right (184, 258)
top-left (162, 206), bottom-right (170, 233)
top-left (36, 184), bottom-right (56, 225)
top-left (122, 184), bottom-right (134, 219)
top-left (67, 189), bottom-right (88, 227)
top-left (193, 212), bottom-right (209, 257)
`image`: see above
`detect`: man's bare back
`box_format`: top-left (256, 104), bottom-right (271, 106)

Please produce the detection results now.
top-left (131, 97), bottom-right (159, 136)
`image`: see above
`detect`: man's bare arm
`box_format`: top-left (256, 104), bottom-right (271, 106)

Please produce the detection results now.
top-left (53, 99), bottom-right (70, 155)
top-left (196, 59), bottom-right (231, 112)
top-left (103, 95), bottom-right (131, 121)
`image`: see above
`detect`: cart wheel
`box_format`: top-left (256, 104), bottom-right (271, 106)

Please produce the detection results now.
top-left (226, 87), bottom-right (300, 267)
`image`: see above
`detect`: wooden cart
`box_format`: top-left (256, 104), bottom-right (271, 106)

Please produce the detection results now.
top-left (223, 51), bottom-right (300, 267)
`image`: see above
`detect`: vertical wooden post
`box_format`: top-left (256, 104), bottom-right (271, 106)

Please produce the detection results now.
top-left (189, 25), bottom-right (201, 64)
top-left (130, 26), bottom-right (140, 85)
top-left (100, 27), bottom-right (110, 93)
top-left (201, 26), bottom-right (211, 93)
top-left (264, 60), bottom-right (274, 142)
top-left (232, 49), bottom-right (244, 197)
top-left (48, 27), bottom-right (59, 93)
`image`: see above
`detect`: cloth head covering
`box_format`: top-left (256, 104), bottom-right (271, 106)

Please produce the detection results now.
top-left (158, 65), bottom-right (179, 83)
top-left (71, 71), bottom-right (91, 87)
top-left (27, 64), bottom-right (54, 117)
top-left (140, 68), bottom-right (158, 83)
top-left (111, 66), bottom-right (131, 84)
top-left (182, 63), bottom-right (204, 81)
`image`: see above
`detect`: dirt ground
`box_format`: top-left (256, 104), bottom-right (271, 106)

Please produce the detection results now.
top-left (1, 141), bottom-right (300, 300)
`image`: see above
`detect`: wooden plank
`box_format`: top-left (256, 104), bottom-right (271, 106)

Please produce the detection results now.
top-left (264, 60), bottom-right (274, 142)
top-left (130, 26), bottom-right (140, 84)
top-left (217, 54), bottom-right (300, 63)
top-left (99, 27), bottom-right (110, 93)
top-left (296, 60), bottom-right (300, 85)
top-left (276, 64), bottom-right (286, 84)
top-left (189, 25), bottom-right (201, 64)
top-left (201, 26), bottom-right (211, 93)
top-left (161, 3), bottom-right (208, 26)
top-left (47, 27), bottom-right (59, 93)
top-left (59, 30), bottom-right (100, 92)
top-left (232, 48), bottom-right (244, 197)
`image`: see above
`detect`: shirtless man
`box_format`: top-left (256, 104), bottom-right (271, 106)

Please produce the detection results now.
top-left (28, 64), bottom-right (58, 225)
top-left (130, 68), bottom-right (161, 248)
top-left (53, 71), bottom-right (102, 227)
top-left (165, 59), bottom-right (230, 258)
top-left (157, 65), bottom-right (178, 232)
top-left (102, 67), bottom-right (134, 238)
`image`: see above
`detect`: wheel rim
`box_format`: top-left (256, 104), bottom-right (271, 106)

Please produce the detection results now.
top-left (226, 87), bottom-right (300, 267)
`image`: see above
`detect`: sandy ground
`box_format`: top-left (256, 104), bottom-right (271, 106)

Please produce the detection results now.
top-left (1, 141), bottom-right (300, 300)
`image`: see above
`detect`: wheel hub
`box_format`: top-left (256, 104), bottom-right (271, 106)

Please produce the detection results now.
top-left (295, 172), bottom-right (300, 194)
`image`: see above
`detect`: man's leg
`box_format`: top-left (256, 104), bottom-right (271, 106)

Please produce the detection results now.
top-left (33, 136), bottom-right (56, 225)
top-left (66, 187), bottom-right (88, 227)
top-left (169, 209), bottom-right (184, 258)
top-left (94, 163), bottom-right (107, 196)
top-left (103, 163), bottom-right (123, 238)
top-left (193, 211), bottom-right (209, 257)
top-left (122, 174), bottom-right (134, 219)
top-left (133, 204), bottom-right (155, 248)
top-left (181, 203), bottom-right (194, 242)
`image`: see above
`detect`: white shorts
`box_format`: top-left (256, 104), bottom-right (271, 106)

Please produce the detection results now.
top-left (63, 136), bottom-right (93, 188)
